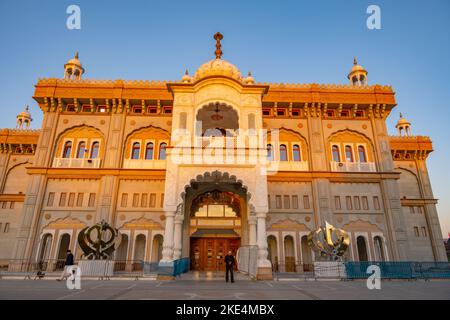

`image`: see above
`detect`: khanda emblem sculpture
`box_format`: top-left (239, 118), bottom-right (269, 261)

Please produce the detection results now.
top-left (77, 220), bottom-right (122, 259)
top-left (307, 221), bottom-right (350, 261)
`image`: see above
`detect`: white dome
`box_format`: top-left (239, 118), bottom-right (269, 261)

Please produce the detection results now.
top-left (192, 59), bottom-right (243, 82)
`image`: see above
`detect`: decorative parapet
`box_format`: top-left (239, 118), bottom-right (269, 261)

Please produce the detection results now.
top-left (389, 135), bottom-right (433, 160)
top-left (0, 128), bottom-right (40, 154)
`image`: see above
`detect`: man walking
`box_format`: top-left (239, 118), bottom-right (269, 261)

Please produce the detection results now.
top-left (224, 250), bottom-right (235, 283)
top-left (57, 249), bottom-right (74, 281)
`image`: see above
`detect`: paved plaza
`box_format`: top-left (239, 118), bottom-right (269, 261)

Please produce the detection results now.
top-left (0, 277), bottom-right (449, 300)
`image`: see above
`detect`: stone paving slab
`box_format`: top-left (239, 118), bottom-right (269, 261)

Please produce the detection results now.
top-left (0, 279), bottom-right (449, 300)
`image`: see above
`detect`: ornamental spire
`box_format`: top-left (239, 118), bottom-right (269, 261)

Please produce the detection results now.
top-left (214, 32), bottom-right (223, 59)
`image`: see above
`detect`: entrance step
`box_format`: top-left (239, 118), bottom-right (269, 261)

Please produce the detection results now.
top-left (178, 271), bottom-right (253, 281)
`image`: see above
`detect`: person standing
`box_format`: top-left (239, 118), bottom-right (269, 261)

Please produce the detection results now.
top-left (224, 250), bottom-right (235, 283)
top-left (57, 250), bottom-right (74, 281)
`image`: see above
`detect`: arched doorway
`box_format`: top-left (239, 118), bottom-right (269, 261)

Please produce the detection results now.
top-left (357, 236), bottom-right (369, 261)
top-left (151, 234), bottom-right (163, 263)
top-left (267, 235), bottom-right (278, 272)
top-left (284, 235), bottom-right (296, 272)
top-left (57, 234), bottom-right (71, 270)
top-left (301, 235), bottom-right (312, 272)
top-left (133, 234), bottom-right (146, 271)
top-left (374, 236), bottom-right (385, 261)
top-left (38, 234), bottom-right (53, 261)
top-left (183, 172), bottom-right (250, 272)
top-left (116, 234), bottom-right (129, 261)
top-left (196, 102), bottom-right (239, 137)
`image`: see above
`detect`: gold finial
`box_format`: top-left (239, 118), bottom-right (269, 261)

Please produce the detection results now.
top-left (353, 57), bottom-right (358, 65)
top-left (214, 32), bottom-right (223, 59)
top-left (185, 69), bottom-right (189, 75)
top-left (25, 105), bottom-right (29, 111)
top-left (75, 52), bottom-right (79, 59)
top-left (400, 112), bottom-right (403, 118)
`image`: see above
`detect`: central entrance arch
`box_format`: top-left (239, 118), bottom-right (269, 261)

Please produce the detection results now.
top-left (180, 171), bottom-right (251, 271)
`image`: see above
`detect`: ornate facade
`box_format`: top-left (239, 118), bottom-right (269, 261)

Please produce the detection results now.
top-left (0, 35), bottom-right (447, 279)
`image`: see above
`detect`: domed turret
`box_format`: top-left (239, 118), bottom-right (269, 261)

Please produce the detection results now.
top-left (64, 52), bottom-right (85, 80)
top-left (16, 105), bottom-right (32, 129)
top-left (348, 58), bottom-right (368, 86)
top-left (182, 69), bottom-right (192, 83)
top-left (245, 72), bottom-right (255, 85)
top-left (396, 113), bottom-right (412, 136)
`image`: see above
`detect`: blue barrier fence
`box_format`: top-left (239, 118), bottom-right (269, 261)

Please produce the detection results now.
top-left (345, 262), bottom-right (450, 280)
top-left (172, 258), bottom-right (190, 277)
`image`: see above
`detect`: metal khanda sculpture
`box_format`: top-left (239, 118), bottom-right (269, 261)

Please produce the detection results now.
top-left (77, 220), bottom-right (121, 260)
top-left (307, 221), bottom-right (350, 261)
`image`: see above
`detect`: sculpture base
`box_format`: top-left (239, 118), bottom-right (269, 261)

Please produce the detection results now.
top-left (256, 267), bottom-right (273, 280)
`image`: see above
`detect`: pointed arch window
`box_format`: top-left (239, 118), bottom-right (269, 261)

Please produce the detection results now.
top-left (280, 144), bottom-right (288, 161)
top-left (62, 141), bottom-right (72, 158)
top-left (345, 145), bottom-right (354, 162)
top-left (76, 141), bottom-right (86, 158)
top-left (267, 144), bottom-right (274, 161)
top-left (332, 145), bottom-right (340, 162)
top-left (358, 146), bottom-right (367, 163)
top-left (90, 142), bottom-right (99, 159)
top-left (145, 142), bottom-right (154, 160)
top-left (293, 144), bottom-right (301, 162)
top-left (131, 142), bottom-right (140, 160)
top-left (158, 143), bottom-right (167, 160)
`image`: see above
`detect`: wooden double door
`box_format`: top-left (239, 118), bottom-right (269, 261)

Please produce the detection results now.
top-left (190, 238), bottom-right (240, 271)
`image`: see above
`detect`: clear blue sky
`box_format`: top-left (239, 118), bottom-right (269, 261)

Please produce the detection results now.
top-left (0, 0), bottom-right (449, 236)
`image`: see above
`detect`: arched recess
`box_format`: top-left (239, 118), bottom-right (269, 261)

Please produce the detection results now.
top-left (151, 234), bottom-right (164, 263)
top-left (266, 128), bottom-right (309, 162)
top-left (54, 125), bottom-right (105, 160)
top-left (267, 235), bottom-right (278, 272)
top-left (327, 129), bottom-right (375, 163)
top-left (284, 235), bottom-right (296, 272)
top-left (395, 167), bottom-right (421, 198)
top-left (195, 102), bottom-right (239, 136)
top-left (2, 161), bottom-right (32, 194)
top-left (356, 236), bottom-right (369, 262)
top-left (123, 125), bottom-right (170, 160)
top-left (301, 235), bottom-right (313, 271)
top-left (38, 233), bottom-right (53, 262)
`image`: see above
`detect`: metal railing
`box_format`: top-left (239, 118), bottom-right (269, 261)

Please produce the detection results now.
top-left (330, 161), bottom-right (376, 172)
top-left (52, 158), bottom-right (101, 168)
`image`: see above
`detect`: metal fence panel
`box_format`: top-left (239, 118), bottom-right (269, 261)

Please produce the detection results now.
top-left (236, 245), bottom-right (258, 278)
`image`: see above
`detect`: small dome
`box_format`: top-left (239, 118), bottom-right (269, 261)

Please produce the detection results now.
top-left (192, 58), bottom-right (243, 83)
top-left (245, 72), bottom-right (255, 85)
top-left (396, 113), bottom-right (411, 127)
top-left (181, 69), bottom-right (192, 83)
top-left (348, 58), bottom-right (368, 79)
top-left (65, 52), bottom-right (83, 68)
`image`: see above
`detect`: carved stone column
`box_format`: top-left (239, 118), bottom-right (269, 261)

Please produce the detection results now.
top-left (256, 211), bottom-right (273, 280)
top-left (160, 211), bottom-right (175, 263)
top-left (248, 215), bottom-right (257, 246)
top-left (173, 213), bottom-right (184, 260)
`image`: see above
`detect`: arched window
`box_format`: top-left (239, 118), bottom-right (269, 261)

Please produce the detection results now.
top-left (62, 141), bottom-right (72, 158)
top-left (352, 76), bottom-right (358, 86)
top-left (357, 236), bottom-right (368, 262)
top-left (280, 144), bottom-right (288, 161)
top-left (358, 146), bottom-right (367, 163)
top-left (90, 142), bottom-right (99, 159)
top-left (292, 144), bottom-right (301, 162)
top-left (267, 144), bottom-right (274, 161)
top-left (145, 142), bottom-right (154, 160)
top-left (131, 142), bottom-right (140, 160)
top-left (332, 145), bottom-right (340, 162)
top-left (158, 143), bottom-right (167, 160)
top-left (345, 145), bottom-right (354, 162)
top-left (374, 236), bottom-right (385, 261)
top-left (76, 141), bottom-right (86, 158)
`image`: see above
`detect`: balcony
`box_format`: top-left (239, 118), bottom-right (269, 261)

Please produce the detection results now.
top-left (123, 159), bottom-right (166, 169)
top-left (52, 158), bottom-right (101, 168)
top-left (330, 161), bottom-right (376, 172)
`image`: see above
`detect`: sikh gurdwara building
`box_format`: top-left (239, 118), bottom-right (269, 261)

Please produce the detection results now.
top-left (0, 34), bottom-right (447, 279)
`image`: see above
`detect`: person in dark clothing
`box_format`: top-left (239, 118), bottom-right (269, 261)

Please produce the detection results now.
top-left (224, 250), bottom-right (235, 283)
top-left (57, 250), bottom-right (75, 281)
